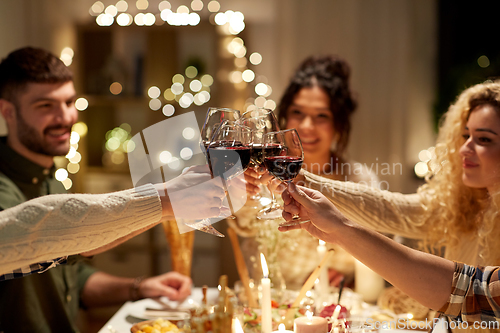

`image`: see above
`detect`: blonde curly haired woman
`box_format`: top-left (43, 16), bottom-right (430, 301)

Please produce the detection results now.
top-left (295, 80), bottom-right (500, 331)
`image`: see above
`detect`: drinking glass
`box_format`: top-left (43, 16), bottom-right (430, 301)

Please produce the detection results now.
top-left (239, 108), bottom-right (281, 207)
top-left (200, 107), bottom-right (241, 153)
top-left (207, 122), bottom-right (253, 218)
top-left (184, 108), bottom-right (241, 237)
top-left (262, 128), bottom-right (310, 226)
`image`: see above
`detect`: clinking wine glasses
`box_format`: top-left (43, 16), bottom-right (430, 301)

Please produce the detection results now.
top-left (238, 108), bottom-right (281, 206)
top-left (185, 107), bottom-right (241, 237)
top-left (262, 128), bottom-right (310, 226)
top-left (207, 122), bottom-right (253, 218)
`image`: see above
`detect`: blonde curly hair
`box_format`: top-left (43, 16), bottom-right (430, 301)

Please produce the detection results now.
top-left (418, 81), bottom-right (500, 265)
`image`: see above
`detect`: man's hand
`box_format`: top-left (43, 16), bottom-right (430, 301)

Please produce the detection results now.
top-left (139, 271), bottom-right (192, 301)
top-left (158, 165), bottom-right (225, 220)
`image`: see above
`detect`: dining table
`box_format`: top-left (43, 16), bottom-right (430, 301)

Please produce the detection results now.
top-left (98, 287), bottom-right (220, 333)
top-left (98, 286), bottom-right (448, 333)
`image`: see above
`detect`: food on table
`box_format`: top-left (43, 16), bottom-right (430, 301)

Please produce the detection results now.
top-left (242, 299), bottom-right (307, 331)
top-left (132, 318), bottom-right (180, 333)
top-left (318, 303), bottom-right (349, 320)
top-left (318, 303), bottom-right (349, 331)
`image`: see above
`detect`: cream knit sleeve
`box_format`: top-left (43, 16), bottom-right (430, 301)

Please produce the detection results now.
top-left (0, 184), bottom-right (162, 275)
top-left (301, 170), bottom-right (429, 238)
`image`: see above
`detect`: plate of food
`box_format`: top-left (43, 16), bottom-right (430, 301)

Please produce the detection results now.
top-left (127, 297), bottom-right (197, 322)
top-left (130, 318), bottom-right (181, 333)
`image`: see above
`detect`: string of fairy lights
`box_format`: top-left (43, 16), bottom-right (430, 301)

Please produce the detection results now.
top-left (56, 0), bottom-right (446, 188)
top-left (54, 0), bottom-right (276, 189)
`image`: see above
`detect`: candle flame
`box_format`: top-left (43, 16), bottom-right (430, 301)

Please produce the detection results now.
top-left (234, 318), bottom-right (244, 333)
top-left (278, 324), bottom-right (285, 331)
top-left (331, 304), bottom-right (341, 321)
top-left (306, 310), bottom-right (313, 320)
top-left (260, 253), bottom-right (269, 278)
top-left (319, 240), bottom-right (326, 246)
top-left (407, 313), bottom-right (413, 320)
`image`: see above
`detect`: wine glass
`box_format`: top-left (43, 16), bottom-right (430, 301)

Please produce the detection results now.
top-left (262, 128), bottom-right (310, 226)
top-left (184, 108), bottom-right (241, 237)
top-left (200, 107), bottom-right (241, 153)
top-left (207, 122), bottom-right (253, 218)
top-left (239, 108), bottom-right (281, 206)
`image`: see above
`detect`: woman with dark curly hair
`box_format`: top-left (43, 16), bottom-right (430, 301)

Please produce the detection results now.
top-left (231, 55), bottom-right (379, 290)
top-left (277, 55), bottom-right (357, 172)
top-left (275, 55), bottom-right (379, 289)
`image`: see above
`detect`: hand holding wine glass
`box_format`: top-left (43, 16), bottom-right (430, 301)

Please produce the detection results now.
top-left (184, 107), bottom-right (241, 237)
top-left (262, 128), bottom-right (310, 226)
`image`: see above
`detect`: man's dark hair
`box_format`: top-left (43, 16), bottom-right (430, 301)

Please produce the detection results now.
top-left (0, 47), bottom-right (73, 104)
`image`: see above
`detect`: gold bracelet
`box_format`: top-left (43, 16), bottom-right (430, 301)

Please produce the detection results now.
top-left (129, 276), bottom-right (145, 301)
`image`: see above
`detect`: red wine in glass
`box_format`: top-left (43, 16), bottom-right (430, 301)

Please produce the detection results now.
top-left (264, 156), bottom-right (303, 182)
top-left (251, 143), bottom-right (284, 166)
top-left (261, 128), bottom-right (310, 225)
top-left (207, 141), bottom-right (252, 179)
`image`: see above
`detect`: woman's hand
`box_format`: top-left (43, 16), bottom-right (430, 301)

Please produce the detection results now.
top-left (279, 183), bottom-right (351, 244)
top-left (244, 167), bottom-right (263, 196)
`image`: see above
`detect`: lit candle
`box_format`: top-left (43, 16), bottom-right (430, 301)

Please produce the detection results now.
top-left (354, 259), bottom-right (385, 303)
top-left (316, 240), bottom-right (329, 300)
top-left (293, 312), bottom-right (328, 333)
top-left (272, 323), bottom-right (294, 333)
top-left (261, 253), bottom-right (272, 333)
top-left (233, 318), bottom-right (244, 333)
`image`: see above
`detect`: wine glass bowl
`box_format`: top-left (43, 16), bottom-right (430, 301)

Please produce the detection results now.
top-left (262, 129), bottom-right (309, 226)
top-left (184, 107), bottom-right (241, 237)
top-left (207, 123), bottom-right (253, 181)
top-left (200, 107), bottom-right (241, 153)
top-left (238, 108), bottom-right (284, 216)
top-left (239, 108), bottom-right (280, 168)
top-left (206, 122), bottom-right (253, 219)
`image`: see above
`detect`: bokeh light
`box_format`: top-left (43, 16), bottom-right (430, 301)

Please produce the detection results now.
top-left (207, 0), bottom-right (220, 12)
top-left (117, 13), bottom-right (133, 26)
top-left (191, 0), bottom-right (203, 11)
top-left (478, 55), bottom-right (490, 68)
top-left (182, 127), bottom-right (196, 140)
top-left (249, 52), bottom-right (262, 65)
top-left (149, 98), bottom-right (162, 111)
top-left (110, 82), bottom-right (123, 95)
top-left (185, 66), bottom-right (198, 78)
top-left (136, 0), bottom-right (149, 10)
top-left (180, 147), bottom-right (193, 160)
top-left (116, 0), bottom-right (128, 12)
top-left (148, 86), bottom-right (161, 99)
top-left (162, 104), bottom-right (175, 117)
top-left (190, 80), bottom-right (202, 92)
top-left (159, 0), bottom-right (171, 11)
top-left (75, 98), bottom-right (89, 111)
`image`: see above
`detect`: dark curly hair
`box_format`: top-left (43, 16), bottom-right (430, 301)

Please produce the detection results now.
top-left (277, 55), bottom-right (357, 156)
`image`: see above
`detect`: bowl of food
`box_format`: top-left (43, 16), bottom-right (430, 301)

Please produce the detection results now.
top-left (131, 318), bottom-right (181, 333)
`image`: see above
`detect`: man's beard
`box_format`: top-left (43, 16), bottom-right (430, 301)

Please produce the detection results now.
top-left (16, 112), bottom-right (72, 157)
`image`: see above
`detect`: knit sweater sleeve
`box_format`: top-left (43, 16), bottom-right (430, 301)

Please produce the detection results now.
top-left (301, 170), bottom-right (429, 238)
top-left (0, 184), bottom-right (162, 275)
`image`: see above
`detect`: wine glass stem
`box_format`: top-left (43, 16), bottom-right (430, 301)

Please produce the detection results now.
top-left (220, 177), bottom-right (235, 216)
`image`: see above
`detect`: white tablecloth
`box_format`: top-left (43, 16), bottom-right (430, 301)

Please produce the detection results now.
top-left (98, 287), bottom-right (219, 333)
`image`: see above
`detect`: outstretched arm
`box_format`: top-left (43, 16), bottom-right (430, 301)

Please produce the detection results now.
top-left (279, 183), bottom-right (454, 311)
top-left (0, 164), bottom-right (225, 275)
